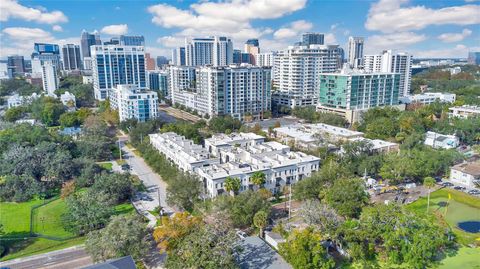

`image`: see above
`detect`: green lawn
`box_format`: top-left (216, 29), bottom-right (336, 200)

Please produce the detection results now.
top-left (32, 198), bottom-right (75, 238)
top-left (98, 162), bottom-right (113, 171)
top-left (1, 197), bottom-right (135, 261)
top-left (406, 188), bottom-right (480, 245)
top-left (438, 247), bottom-right (480, 269)
top-left (0, 199), bottom-right (42, 236)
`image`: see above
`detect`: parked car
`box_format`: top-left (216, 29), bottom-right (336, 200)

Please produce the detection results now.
top-left (121, 164), bottom-right (131, 171)
top-left (441, 182), bottom-right (454, 187)
top-left (236, 230), bottom-right (247, 239)
top-left (453, 186), bottom-right (466, 190)
top-left (467, 189), bottom-right (480, 195)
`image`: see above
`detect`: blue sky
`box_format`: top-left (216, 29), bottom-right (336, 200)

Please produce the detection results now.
top-left (1, 0), bottom-right (479, 59)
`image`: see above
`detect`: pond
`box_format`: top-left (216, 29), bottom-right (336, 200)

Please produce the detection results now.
top-left (457, 221), bottom-right (480, 233)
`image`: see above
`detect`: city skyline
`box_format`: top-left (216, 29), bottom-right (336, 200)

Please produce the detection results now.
top-left (1, 0), bottom-right (479, 59)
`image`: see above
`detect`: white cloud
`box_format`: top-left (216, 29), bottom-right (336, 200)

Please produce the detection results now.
top-left (414, 44), bottom-right (479, 58)
top-left (101, 24), bottom-right (128, 35)
top-left (325, 33), bottom-right (337, 44)
top-left (2, 27), bottom-right (54, 41)
top-left (366, 0), bottom-right (480, 33)
top-left (52, 25), bottom-right (63, 32)
top-left (437, 28), bottom-right (472, 43)
top-left (0, 0), bottom-right (68, 24)
top-left (365, 32), bottom-right (427, 53)
top-left (157, 36), bottom-right (185, 48)
top-left (148, 0), bottom-right (306, 41)
top-left (273, 20), bottom-right (312, 40)
top-left (0, 27), bottom-right (78, 58)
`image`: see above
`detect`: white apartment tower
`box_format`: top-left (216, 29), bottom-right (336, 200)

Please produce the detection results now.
top-left (255, 52), bottom-right (276, 67)
top-left (364, 50), bottom-right (412, 97)
top-left (109, 84), bottom-right (158, 122)
top-left (91, 45), bottom-right (146, 100)
top-left (185, 36), bottom-right (233, 66)
top-left (273, 44), bottom-right (343, 108)
top-left (169, 65), bottom-right (272, 120)
top-left (41, 61), bottom-right (59, 96)
top-left (347, 36), bottom-right (364, 68)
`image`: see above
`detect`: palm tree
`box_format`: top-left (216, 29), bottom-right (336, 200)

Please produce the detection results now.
top-left (253, 210), bottom-right (268, 237)
top-left (250, 171), bottom-right (266, 190)
top-left (423, 176), bottom-right (436, 213)
top-left (224, 177), bottom-right (241, 196)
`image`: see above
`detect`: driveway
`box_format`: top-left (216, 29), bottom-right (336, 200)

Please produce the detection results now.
top-left (118, 139), bottom-right (174, 227)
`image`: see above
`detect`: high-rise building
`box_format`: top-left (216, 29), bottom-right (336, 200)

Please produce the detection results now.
top-left (147, 70), bottom-right (169, 97)
top-left (156, 56), bottom-right (169, 68)
top-left (364, 50), bottom-right (412, 96)
top-left (103, 37), bottom-right (120, 45)
top-left (169, 65), bottom-right (271, 120)
top-left (41, 61), bottom-right (59, 96)
top-left (273, 44), bottom-right (343, 107)
top-left (172, 47), bottom-right (186, 66)
top-left (62, 44), bottom-right (82, 71)
top-left (244, 39), bottom-right (260, 65)
top-left (347, 36), bottom-right (364, 68)
top-left (91, 45), bottom-right (146, 100)
top-left (317, 67), bottom-right (401, 123)
top-left (302, 32), bottom-right (324, 46)
top-left (31, 43), bottom-right (61, 77)
top-left (0, 62), bottom-right (10, 80)
top-left (120, 35), bottom-right (145, 46)
top-left (184, 36), bottom-right (233, 66)
top-left (255, 52), bottom-right (276, 67)
top-left (109, 84), bottom-right (158, 122)
top-left (145, 53), bottom-right (156, 70)
top-left (233, 50), bottom-right (252, 64)
top-left (468, 52), bottom-right (480, 65)
top-left (80, 30), bottom-right (101, 59)
top-left (7, 55), bottom-right (25, 77)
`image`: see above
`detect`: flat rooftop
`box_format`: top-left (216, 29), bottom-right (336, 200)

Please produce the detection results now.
top-left (236, 236), bottom-right (292, 269)
top-left (452, 161), bottom-right (480, 176)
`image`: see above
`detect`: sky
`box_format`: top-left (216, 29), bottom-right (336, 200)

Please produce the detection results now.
top-left (0, 0), bottom-right (479, 59)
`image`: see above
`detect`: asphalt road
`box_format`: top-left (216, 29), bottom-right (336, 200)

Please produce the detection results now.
top-left (0, 246), bottom-right (92, 269)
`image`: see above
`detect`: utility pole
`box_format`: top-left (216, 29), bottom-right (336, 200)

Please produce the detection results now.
top-left (118, 140), bottom-right (122, 161)
top-left (157, 187), bottom-right (161, 209)
top-left (288, 183), bottom-right (292, 220)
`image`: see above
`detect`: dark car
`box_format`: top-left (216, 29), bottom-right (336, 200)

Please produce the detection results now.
top-left (121, 164), bottom-right (131, 171)
top-left (453, 186), bottom-right (466, 190)
top-left (467, 189), bottom-right (480, 195)
top-left (441, 182), bottom-right (454, 187)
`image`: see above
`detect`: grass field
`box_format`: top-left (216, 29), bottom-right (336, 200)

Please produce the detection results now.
top-left (98, 162), bottom-right (113, 171)
top-left (0, 197), bottom-right (135, 261)
top-left (406, 188), bottom-right (480, 245)
top-left (438, 247), bottom-right (480, 269)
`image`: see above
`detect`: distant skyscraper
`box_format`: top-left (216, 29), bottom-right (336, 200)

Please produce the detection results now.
top-left (103, 37), bottom-right (120, 45)
top-left (156, 56), bottom-right (169, 68)
top-left (7, 55), bottom-right (25, 77)
top-left (147, 70), bottom-right (169, 97)
top-left (468, 52), bottom-right (480, 65)
top-left (41, 61), bottom-right (59, 96)
top-left (145, 53), bottom-right (156, 70)
top-left (91, 45), bottom-right (146, 100)
top-left (244, 39), bottom-right (260, 64)
top-left (184, 36), bottom-right (233, 66)
top-left (120, 35), bottom-right (145, 46)
top-left (364, 50), bottom-right (412, 96)
top-left (80, 30), bottom-right (101, 59)
top-left (31, 43), bottom-right (61, 76)
top-left (233, 50), bottom-right (242, 64)
top-left (62, 44), bottom-right (82, 71)
top-left (347, 37), bottom-right (364, 68)
top-left (302, 33), bottom-right (324, 46)
top-left (255, 52), bottom-right (276, 67)
top-left (172, 47), bottom-right (186, 66)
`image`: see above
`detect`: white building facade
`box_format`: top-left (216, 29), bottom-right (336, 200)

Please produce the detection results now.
top-left (169, 65), bottom-right (272, 120)
top-left (399, 92), bottom-right (456, 105)
top-left (424, 131), bottom-right (459, 149)
top-left (255, 52), bottom-right (276, 67)
top-left (91, 45), bottom-right (146, 100)
top-left (41, 61), bottom-right (59, 96)
top-left (449, 105), bottom-right (480, 119)
top-left (184, 36), bottom-right (233, 66)
top-left (364, 50), bottom-right (412, 97)
top-left (347, 36), bottom-right (364, 68)
top-left (450, 162), bottom-right (480, 188)
top-left (273, 44), bottom-right (343, 108)
top-left (149, 132), bottom-right (320, 197)
top-left (109, 84), bottom-right (158, 122)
